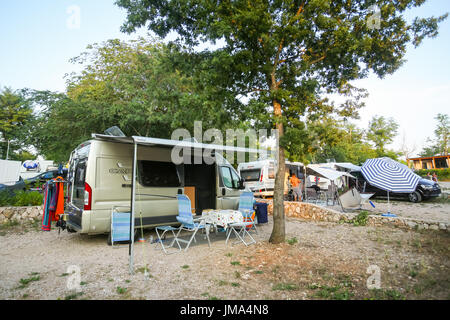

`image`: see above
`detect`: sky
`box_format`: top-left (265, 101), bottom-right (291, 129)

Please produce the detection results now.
top-left (0, 0), bottom-right (449, 158)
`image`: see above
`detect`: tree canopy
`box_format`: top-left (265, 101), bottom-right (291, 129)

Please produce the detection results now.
top-left (420, 113), bottom-right (450, 157)
top-left (0, 87), bottom-right (33, 160)
top-left (366, 115), bottom-right (399, 156)
top-left (25, 38), bottom-right (246, 162)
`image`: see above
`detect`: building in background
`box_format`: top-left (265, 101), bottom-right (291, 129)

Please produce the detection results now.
top-left (407, 155), bottom-right (450, 170)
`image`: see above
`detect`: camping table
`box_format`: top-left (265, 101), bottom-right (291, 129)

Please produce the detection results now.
top-left (201, 209), bottom-right (244, 233)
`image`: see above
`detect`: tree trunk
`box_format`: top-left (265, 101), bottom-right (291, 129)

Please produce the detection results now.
top-left (269, 99), bottom-right (286, 244)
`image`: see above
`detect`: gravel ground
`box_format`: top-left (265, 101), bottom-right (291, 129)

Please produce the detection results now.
top-left (1, 215), bottom-right (449, 300)
top-left (360, 200), bottom-right (450, 223)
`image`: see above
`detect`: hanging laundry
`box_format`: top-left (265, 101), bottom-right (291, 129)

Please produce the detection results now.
top-left (41, 177), bottom-right (66, 231)
top-left (42, 182), bottom-right (54, 231)
top-left (55, 177), bottom-right (65, 219)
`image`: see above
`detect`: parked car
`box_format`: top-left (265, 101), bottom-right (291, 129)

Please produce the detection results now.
top-left (0, 177), bottom-right (27, 194)
top-left (23, 169), bottom-right (68, 191)
top-left (350, 171), bottom-right (441, 203)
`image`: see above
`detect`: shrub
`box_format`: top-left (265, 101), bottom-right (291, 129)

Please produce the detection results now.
top-left (0, 191), bottom-right (43, 207)
top-left (352, 211), bottom-right (369, 226)
top-left (415, 168), bottom-right (450, 181)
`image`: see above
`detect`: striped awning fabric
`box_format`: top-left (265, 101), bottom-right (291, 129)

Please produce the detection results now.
top-left (361, 157), bottom-right (421, 193)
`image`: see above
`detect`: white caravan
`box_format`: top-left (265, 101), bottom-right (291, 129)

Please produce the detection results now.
top-left (237, 159), bottom-right (304, 197)
top-left (0, 160), bottom-right (22, 185)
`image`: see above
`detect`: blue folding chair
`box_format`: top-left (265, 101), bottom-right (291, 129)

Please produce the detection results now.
top-left (226, 192), bottom-right (257, 246)
top-left (172, 194), bottom-right (211, 251)
top-left (154, 224), bottom-right (182, 254)
top-left (110, 207), bottom-right (131, 248)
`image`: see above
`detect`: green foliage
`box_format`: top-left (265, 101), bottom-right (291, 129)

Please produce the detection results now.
top-left (24, 38), bottom-right (243, 161)
top-left (0, 87), bottom-right (33, 159)
top-left (0, 191), bottom-right (43, 207)
top-left (272, 283), bottom-right (299, 291)
top-left (18, 273), bottom-right (41, 289)
top-left (116, 0), bottom-right (447, 161)
top-left (311, 121), bottom-right (379, 164)
top-left (64, 292), bottom-right (84, 300)
top-left (313, 285), bottom-right (354, 300)
top-left (286, 237), bottom-right (298, 245)
top-left (368, 288), bottom-right (405, 300)
top-left (352, 211), bottom-right (369, 226)
top-left (420, 113), bottom-right (449, 157)
top-left (366, 116), bottom-right (399, 157)
top-left (116, 286), bottom-right (127, 294)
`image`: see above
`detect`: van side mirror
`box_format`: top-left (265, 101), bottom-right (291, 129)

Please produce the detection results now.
top-left (222, 188), bottom-right (226, 196)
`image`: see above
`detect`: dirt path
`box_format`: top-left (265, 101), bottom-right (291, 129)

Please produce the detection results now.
top-left (0, 217), bottom-right (449, 300)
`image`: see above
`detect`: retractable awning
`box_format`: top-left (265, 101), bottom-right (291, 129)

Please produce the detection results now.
top-left (334, 163), bottom-right (362, 172)
top-left (306, 165), bottom-right (355, 181)
top-left (92, 134), bottom-right (263, 154)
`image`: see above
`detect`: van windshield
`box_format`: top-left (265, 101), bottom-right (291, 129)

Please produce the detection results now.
top-left (240, 169), bottom-right (261, 182)
top-left (138, 160), bottom-right (181, 187)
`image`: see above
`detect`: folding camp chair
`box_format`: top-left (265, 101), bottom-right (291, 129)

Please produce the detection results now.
top-left (306, 188), bottom-right (318, 204)
top-left (154, 225), bottom-right (182, 254)
top-left (172, 194), bottom-right (211, 251)
top-left (225, 192), bottom-right (257, 246)
top-left (110, 206), bottom-right (131, 248)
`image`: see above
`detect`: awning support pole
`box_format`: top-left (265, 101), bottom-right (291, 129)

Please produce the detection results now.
top-left (129, 141), bottom-right (137, 274)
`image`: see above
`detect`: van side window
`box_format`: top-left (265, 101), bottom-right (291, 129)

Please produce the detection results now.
top-left (221, 166), bottom-right (233, 188)
top-left (221, 166), bottom-right (240, 189)
top-left (75, 165), bottom-right (86, 186)
top-left (240, 169), bottom-right (260, 181)
top-left (138, 160), bottom-right (181, 187)
top-left (268, 165), bottom-right (275, 179)
top-left (73, 161), bottom-right (86, 201)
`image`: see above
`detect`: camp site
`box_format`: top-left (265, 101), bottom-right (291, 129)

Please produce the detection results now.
top-left (0, 0), bottom-right (449, 305)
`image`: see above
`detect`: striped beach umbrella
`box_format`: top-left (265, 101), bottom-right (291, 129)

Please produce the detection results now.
top-left (23, 160), bottom-right (39, 169)
top-left (361, 157), bottom-right (421, 193)
top-left (361, 157), bottom-right (421, 215)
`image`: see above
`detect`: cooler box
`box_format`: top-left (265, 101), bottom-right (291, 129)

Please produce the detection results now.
top-left (254, 202), bottom-right (268, 224)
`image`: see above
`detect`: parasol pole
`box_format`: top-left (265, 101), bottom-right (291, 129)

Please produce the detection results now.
top-left (387, 191), bottom-right (391, 214)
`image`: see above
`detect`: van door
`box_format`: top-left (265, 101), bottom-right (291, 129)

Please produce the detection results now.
top-left (66, 159), bottom-right (87, 230)
top-left (217, 165), bottom-right (241, 210)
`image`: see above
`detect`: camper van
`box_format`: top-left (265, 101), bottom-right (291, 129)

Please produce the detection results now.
top-left (65, 135), bottom-right (247, 238)
top-left (237, 159), bottom-right (304, 197)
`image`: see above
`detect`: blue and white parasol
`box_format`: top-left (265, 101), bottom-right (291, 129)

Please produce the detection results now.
top-left (23, 160), bottom-right (39, 170)
top-left (361, 157), bottom-right (421, 214)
